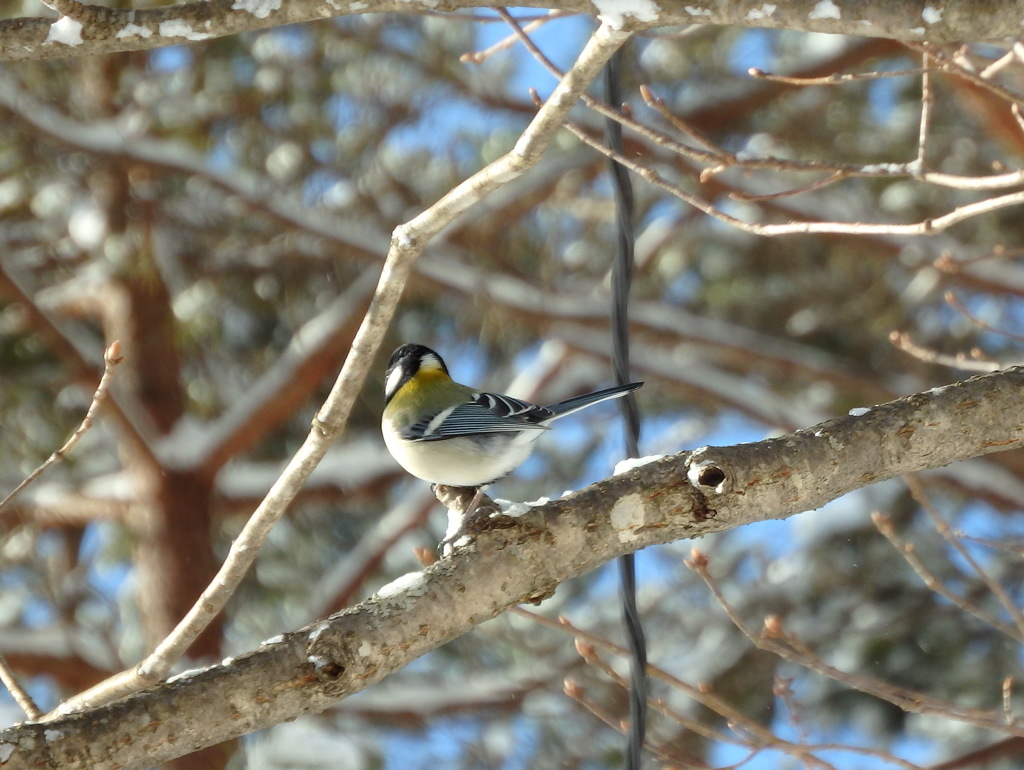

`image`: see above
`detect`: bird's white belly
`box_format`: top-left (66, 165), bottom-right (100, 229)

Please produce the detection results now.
top-left (383, 426), bottom-right (538, 487)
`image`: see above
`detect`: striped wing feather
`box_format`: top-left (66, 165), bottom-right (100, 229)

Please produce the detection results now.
top-left (403, 392), bottom-right (551, 442)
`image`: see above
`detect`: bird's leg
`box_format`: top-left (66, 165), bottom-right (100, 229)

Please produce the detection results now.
top-left (433, 484), bottom-right (498, 555)
top-left (465, 487), bottom-right (485, 517)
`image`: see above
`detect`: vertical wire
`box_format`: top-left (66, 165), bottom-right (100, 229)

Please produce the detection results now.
top-left (604, 44), bottom-right (648, 770)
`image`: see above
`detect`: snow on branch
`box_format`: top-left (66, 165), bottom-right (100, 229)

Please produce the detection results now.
top-left (3, 0), bottom-right (1024, 62)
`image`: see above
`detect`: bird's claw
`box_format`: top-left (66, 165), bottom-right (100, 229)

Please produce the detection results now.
top-left (433, 484), bottom-right (499, 556)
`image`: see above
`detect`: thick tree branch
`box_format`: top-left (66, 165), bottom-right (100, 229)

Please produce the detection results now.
top-left (4, 364), bottom-right (1024, 769)
top-left (1, 0), bottom-right (1021, 61)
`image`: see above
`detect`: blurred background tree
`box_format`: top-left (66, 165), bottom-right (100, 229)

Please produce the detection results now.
top-left (2, 1), bottom-right (1024, 768)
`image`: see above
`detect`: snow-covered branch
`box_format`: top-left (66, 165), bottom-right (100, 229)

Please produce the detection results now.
top-left (2, 0), bottom-right (1022, 62)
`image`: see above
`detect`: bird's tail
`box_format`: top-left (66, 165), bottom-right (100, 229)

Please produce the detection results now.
top-left (547, 381), bottom-right (643, 420)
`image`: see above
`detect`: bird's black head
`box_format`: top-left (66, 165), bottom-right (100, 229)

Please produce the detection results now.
top-left (384, 343), bottom-right (449, 404)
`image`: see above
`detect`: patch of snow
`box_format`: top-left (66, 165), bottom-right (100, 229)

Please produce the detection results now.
top-left (444, 507), bottom-right (464, 546)
top-left (307, 620), bottom-right (330, 645)
top-left (861, 162), bottom-right (904, 174)
top-left (44, 730), bottom-right (62, 741)
top-left (166, 663), bottom-right (216, 683)
top-left (746, 3), bottom-right (776, 20)
top-left (494, 496), bottom-right (552, 516)
top-left (440, 533), bottom-right (471, 558)
top-left (376, 571), bottom-right (427, 599)
top-left (496, 499), bottom-right (533, 517)
top-left (393, 227), bottom-right (414, 249)
top-left (922, 6), bottom-right (942, 23)
top-left (808, 0), bottom-right (840, 20)
top-left (115, 23), bottom-right (153, 39)
top-left (158, 20), bottom-right (214, 40)
top-left (45, 17), bottom-right (84, 46)
top-left (613, 454), bottom-right (664, 475)
top-left (848, 407), bottom-right (871, 416)
top-left (592, 0), bottom-right (660, 29)
top-left (231, 0), bottom-right (281, 18)
top-left (307, 652), bottom-right (330, 670)
top-left (306, 621), bottom-right (333, 669)
top-left (684, 5), bottom-right (711, 15)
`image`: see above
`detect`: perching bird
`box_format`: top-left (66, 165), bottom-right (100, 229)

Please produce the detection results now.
top-left (382, 343), bottom-right (643, 490)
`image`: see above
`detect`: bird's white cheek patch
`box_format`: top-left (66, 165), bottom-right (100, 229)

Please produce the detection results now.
top-left (385, 367), bottom-right (405, 399)
top-left (609, 494), bottom-right (646, 542)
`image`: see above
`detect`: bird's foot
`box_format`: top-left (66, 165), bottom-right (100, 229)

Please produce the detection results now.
top-left (433, 484), bottom-right (499, 556)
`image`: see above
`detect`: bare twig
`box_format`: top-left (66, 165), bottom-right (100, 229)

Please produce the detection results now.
top-left (496, 7), bottom-right (564, 80)
top-left (639, 83), bottom-right (727, 158)
top-left (872, 511), bottom-right (1021, 641)
top-left (640, 82), bottom-right (1024, 191)
top-left (562, 117), bottom-right (1024, 236)
top-left (903, 41), bottom-right (1024, 114)
top-left (460, 9), bottom-right (564, 64)
top-left (562, 674), bottom-right (708, 768)
top-left (945, 291), bottom-right (1024, 345)
top-left (889, 331), bottom-right (1001, 372)
top-left (1013, 103), bottom-right (1024, 138)
top-left (904, 475), bottom-right (1024, 640)
top-left (748, 65), bottom-right (930, 85)
top-left (687, 548), bottom-right (1024, 736)
top-left (958, 532), bottom-right (1024, 557)
top-left (918, 47), bottom-right (935, 169)
top-left (935, 247), bottom-right (1024, 270)
top-left (979, 49), bottom-right (1019, 79)
top-left (519, 609), bottom-right (923, 769)
top-left (728, 170), bottom-right (848, 202)
top-left (0, 654), bottom-right (42, 721)
top-left (568, 634), bottom-right (739, 749)
top-left (1005, 677), bottom-right (1014, 724)
top-left (0, 340), bottom-right (124, 514)
top-left (774, 677), bottom-right (811, 756)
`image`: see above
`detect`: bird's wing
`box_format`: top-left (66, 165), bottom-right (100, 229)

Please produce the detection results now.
top-left (402, 392), bottom-right (552, 442)
top-left (473, 392), bottom-right (555, 422)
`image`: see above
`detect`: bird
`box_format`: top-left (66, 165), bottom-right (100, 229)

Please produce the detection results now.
top-left (382, 343), bottom-right (643, 492)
